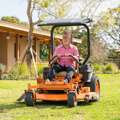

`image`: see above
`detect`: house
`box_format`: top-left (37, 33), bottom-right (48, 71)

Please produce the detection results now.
top-left (0, 20), bottom-right (82, 69)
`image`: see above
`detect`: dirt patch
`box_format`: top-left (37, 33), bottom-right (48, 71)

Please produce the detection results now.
top-left (73, 112), bottom-right (84, 115)
top-left (0, 116), bottom-right (12, 119)
top-left (40, 115), bottom-right (48, 118)
top-left (51, 113), bottom-right (62, 117)
top-left (0, 110), bottom-right (5, 113)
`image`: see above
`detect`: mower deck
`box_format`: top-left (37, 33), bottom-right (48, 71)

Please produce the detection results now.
top-left (35, 92), bottom-right (96, 101)
top-left (25, 78), bottom-right (98, 102)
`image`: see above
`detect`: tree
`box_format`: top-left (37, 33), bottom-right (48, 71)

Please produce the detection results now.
top-left (26, 0), bottom-right (75, 67)
top-left (1, 16), bottom-right (29, 26)
top-left (92, 5), bottom-right (120, 49)
top-left (73, 30), bottom-right (88, 58)
top-left (108, 50), bottom-right (118, 58)
top-left (73, 28), bottom-right (108, 64)
top-left (69, 0), bottom-right (106, 43)
top-left (40, 44), bottom-right (49, 59)
top-left (89, 36), bottom-right (108, 64)
top-left (39, 0), bottom-right (74, 34)
top-left (38, 0), bottom-right (106, 58)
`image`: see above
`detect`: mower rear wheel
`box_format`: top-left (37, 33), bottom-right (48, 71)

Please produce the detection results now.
top-left (25, 91), bottom-right (36, 106)
top-left (85, 75), bottom-right (100, 102)
top-left (67, 91), bottom-right (77, 107)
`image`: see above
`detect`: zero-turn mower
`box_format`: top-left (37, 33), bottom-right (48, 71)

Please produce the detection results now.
top-left (22, 18), bottom-right (100, 107)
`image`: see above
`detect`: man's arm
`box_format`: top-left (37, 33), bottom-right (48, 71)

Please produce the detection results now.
top-left (64, 53), bottom-right (79, 61)
top-left (71, 56), bottom-right (79, 61)
top-left (51, 54), bottom-right (62, 62)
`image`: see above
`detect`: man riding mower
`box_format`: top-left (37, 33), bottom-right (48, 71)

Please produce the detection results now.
top-left (18, 18), bottom-right (100, 107)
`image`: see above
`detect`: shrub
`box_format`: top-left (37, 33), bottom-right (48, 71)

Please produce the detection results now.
top-left (92, 64), bottom-right (101, 71)
top-left (0, 63), bottom-right (6, 71)
top-left (0, 63), bottom-right (6, 79)
top-left (37, 62), bottom-right (48, 77)
top-left (92, 62), bottom-right (119, 74)
top-left (5, 62), bottom-right (49, 80)
top-left (101, 65), bottom-right (106, 73)
top-left (114, 70), bottom-right (120, 74)
top-left (92, 64), bottom-right (102, 74)
top-left (3, 75), bottom-right (11, 80)
top-left (104, 63), bottom-right (118, 74)
top-left (19, 64), bottom-right (30, 75)
top-left (9, 64), bottom-right (30, 80)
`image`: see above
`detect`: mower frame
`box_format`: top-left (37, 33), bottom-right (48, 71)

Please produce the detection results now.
top-left (24, 18), bottom-right (100, 107)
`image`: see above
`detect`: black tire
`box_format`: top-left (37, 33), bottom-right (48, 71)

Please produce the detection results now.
top-left (67, 91), bottom-right (77, 107)
top-left (85, 75), bottom-right (100, 101)
top-left (25, 91), bottom-right (36, 106)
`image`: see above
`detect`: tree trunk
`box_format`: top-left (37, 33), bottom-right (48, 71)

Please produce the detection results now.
top-left (26, 24), bottom-right (33, 76)
top-left (27, 20), bottom-right (34, 68)
top-left (71, 34), bottom-right (74, 44)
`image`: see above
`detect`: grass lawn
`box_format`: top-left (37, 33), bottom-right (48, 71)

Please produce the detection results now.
top-left (0, 74), bottom-right (120, 120)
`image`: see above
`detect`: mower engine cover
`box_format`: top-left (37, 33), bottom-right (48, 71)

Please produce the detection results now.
top-left (79, 63), bottom-right (94, 82)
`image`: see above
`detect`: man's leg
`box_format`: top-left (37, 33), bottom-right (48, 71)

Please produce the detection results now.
top-left (47, 64), bottom-right (64, 81)
top-left (64, 66), bottom-right (76, 83)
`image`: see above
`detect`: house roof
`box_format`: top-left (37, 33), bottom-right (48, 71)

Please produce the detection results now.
top-left (0, 20), bottom-right (82, 44)
top-left (114, 50), bottom-right (120, 53)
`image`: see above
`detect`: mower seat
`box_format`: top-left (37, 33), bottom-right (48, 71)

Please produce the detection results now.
top-left (55, 69), bottom-right (78, 77)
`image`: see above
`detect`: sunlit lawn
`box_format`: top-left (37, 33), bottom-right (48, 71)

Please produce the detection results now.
top-left (0, 74), bottom-right (120, 120)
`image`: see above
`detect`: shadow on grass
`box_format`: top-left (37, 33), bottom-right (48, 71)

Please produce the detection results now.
top-left (0, 101), bottom-right (26, 111)
top-left (0, 100), bottom-right (93, 110)
top-left (36, 100), bottom-right (93, 109)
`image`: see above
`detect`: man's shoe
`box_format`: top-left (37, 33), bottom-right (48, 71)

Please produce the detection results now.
top-left (63, 79), bottom-right (68, 84)
top-left (45, 79), bottom-right (50, 82)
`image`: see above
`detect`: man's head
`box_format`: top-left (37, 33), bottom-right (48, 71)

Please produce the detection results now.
top-left (62, 32), bottom-right (71, 45)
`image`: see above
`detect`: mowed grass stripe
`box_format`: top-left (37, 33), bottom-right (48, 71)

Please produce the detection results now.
top-left (0, 74), bottom-right (120, 120)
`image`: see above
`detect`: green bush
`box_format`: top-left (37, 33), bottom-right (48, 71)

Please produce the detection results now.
top-left (92, 64), bottom-right (101, 71)
top-left (114, 70), bottom-right (120, 74)
top-left (4, 62), bottom-right (49, 80)
top-left (3, 62), bottom-right (119, 80)
top-left (101, 65), bottom-right (106, 73)
top-left (92, 64), bottom-right (102, 74)
top-left (37, 62), bottom-right (48, 77)
top-left (19, 64), bottom-right (29, 75)
top-left (104, 63), bottom-right (118, 74)
top-left (8, 64), bottom-right (30, 80)
top-left (0, 63), bottom-right (6, 71)
top-left (92, 62), bottom-right (119, 74)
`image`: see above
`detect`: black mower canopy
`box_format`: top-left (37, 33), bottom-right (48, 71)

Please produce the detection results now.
top-left (38, 18), bottom-right (93, 65)
top-left (38, 18), bottom-right (92, 26)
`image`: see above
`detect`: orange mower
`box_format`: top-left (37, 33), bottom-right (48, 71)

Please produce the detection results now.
top-left (18, 18), bottom-right (100, 107)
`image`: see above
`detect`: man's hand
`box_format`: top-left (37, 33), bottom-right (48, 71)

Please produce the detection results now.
top-left (57, 54), bottom-right (62, 58)
top-left (65, 53), bottom-right (70, 57)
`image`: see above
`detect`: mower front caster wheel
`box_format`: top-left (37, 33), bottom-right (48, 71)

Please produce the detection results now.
top-left (67, 91), bottom-right (77, 107)
top-left (25, 91), bottom-right (36, 106)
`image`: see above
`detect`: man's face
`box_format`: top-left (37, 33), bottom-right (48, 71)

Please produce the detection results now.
top-left (62, 34), bottom-right (71, 45)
